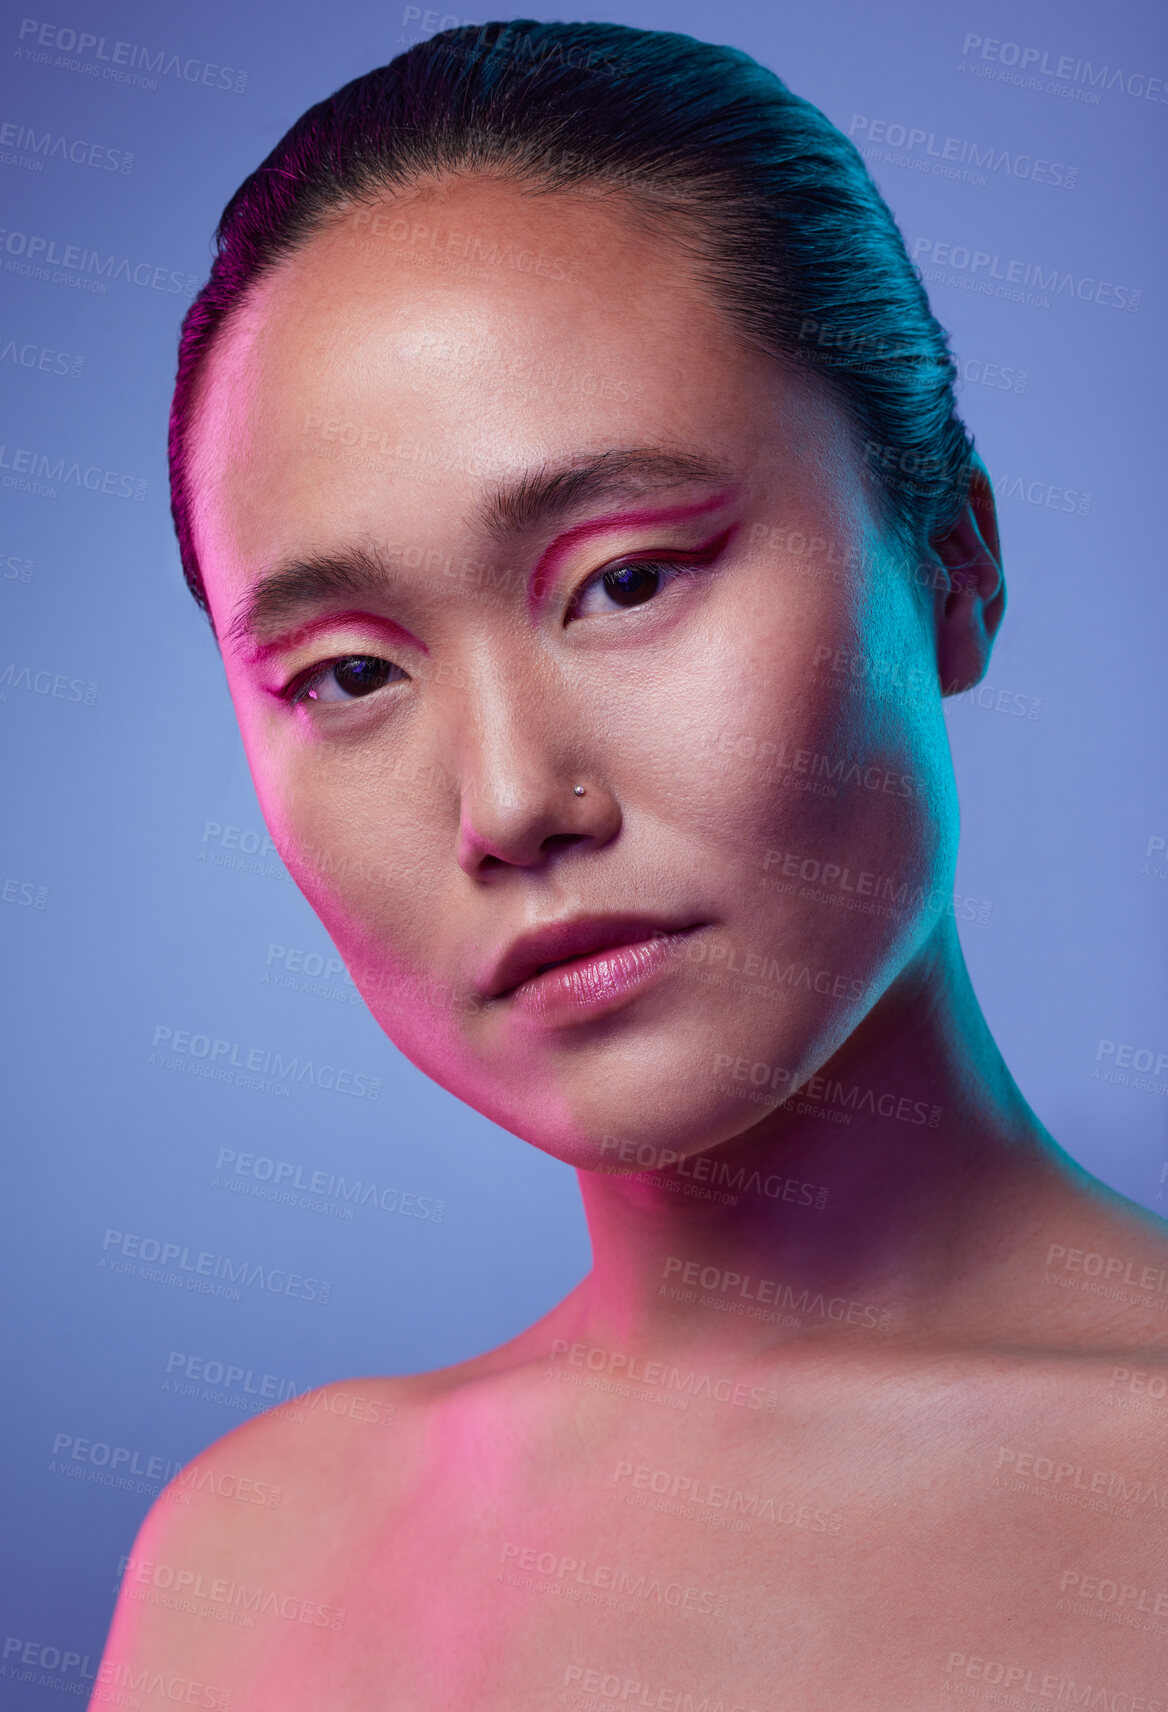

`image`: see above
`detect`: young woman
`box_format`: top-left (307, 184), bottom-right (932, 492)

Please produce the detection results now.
top-left (97, 20), bottom-right (1168, 1709)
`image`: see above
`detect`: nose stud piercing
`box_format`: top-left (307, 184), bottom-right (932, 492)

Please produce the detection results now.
top-left (573, 785), bottom-right (586, 796)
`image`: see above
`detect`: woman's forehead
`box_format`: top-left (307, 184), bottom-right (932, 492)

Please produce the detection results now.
top-left (209, 195), bottom-right (726, 407)
top-left (189, 179), bottom-right (854, 608)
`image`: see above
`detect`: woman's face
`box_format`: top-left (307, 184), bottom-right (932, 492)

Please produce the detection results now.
top-left (190, 173), bottom-right (958, 1166)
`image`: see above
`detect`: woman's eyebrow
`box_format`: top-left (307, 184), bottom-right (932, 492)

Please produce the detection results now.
top-left (225, 548), bottom-right (413, 657)
top-left (473, 445), bottom-right (736, 543)
top-left (227, 445), bottom-right (737, 653)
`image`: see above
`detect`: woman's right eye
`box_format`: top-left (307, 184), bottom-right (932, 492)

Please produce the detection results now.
top-left (285, 655), bottom-right (406, 706)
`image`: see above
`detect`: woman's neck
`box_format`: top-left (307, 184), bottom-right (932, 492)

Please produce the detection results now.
top-left (570, 917), bottom-right (1080, 1361)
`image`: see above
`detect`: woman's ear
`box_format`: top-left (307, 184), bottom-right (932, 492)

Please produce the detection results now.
top-left (929, 452), bottom-right (1006, 696)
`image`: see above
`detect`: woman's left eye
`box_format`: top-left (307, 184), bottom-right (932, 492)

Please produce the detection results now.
top-left (567, 558), bottom-right (698, 621)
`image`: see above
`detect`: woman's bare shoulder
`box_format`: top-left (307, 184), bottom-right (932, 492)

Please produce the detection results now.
top-left (92, 1294), bottom-right (581, 1696)
top-left (93, 1368), bottom-right (462, 1697)
top-left (1024, 1170), bottom-right (1168, 1354)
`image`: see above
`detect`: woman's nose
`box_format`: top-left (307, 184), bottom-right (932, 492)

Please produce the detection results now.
top-left (456, 767), bottom-right (622, 874)
top-left (444, 648), bottom-right (623, 875)
top-left (452, 682), bottom-right (622, 872)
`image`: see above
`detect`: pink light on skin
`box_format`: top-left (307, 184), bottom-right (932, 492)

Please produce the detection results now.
top-left (245, 610), bottom-right (428, 673)
top-left (527, 489), bottom-right (742, 613)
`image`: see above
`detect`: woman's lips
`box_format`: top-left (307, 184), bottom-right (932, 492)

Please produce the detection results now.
top-left (501, 925), bottom-right (710, 1026)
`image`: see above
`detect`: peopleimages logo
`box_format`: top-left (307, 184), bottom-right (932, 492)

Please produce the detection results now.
top-left (0, 337), bottom-right (84, 378)
top-left (15, 19), bottom-right (249, 94)
top-left (100, 1228), bottom-right (333, 1305)
top-left (115, 1555), bottom-right (346, 1632)
top-left (215, 1148), bottom-right (445, 1223)
top-left (850, 115), bottom-right (1078, 189)
top-left (49, 1431), bottom-right (181, 1488)
top-left (149, 1025), bottom-right (382, 1100)
top-left (1093, 1038), bottom-right (1168, 1097)
top-left (0, 663), bottom-right (97, 703)
top-left (912, 237), bottom-right (1141, 312)
top-left (960, 32), bottom-right (1168, 105)
top-left (164, 1351), bottom-right (303, 1407)
top-left (0, 444), bottom-right (145, 499)
top-left (0, 119), bottom-right (134, 173)
top-left (0, 227), bottom-right (198, 296)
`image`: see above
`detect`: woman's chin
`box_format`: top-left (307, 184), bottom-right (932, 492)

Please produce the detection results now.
top-left (480, 1066), bottom-right (801, 1172)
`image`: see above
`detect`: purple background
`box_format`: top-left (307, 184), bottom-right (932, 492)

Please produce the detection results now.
top-left (1, 0), bottom-right (1165, 1695)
